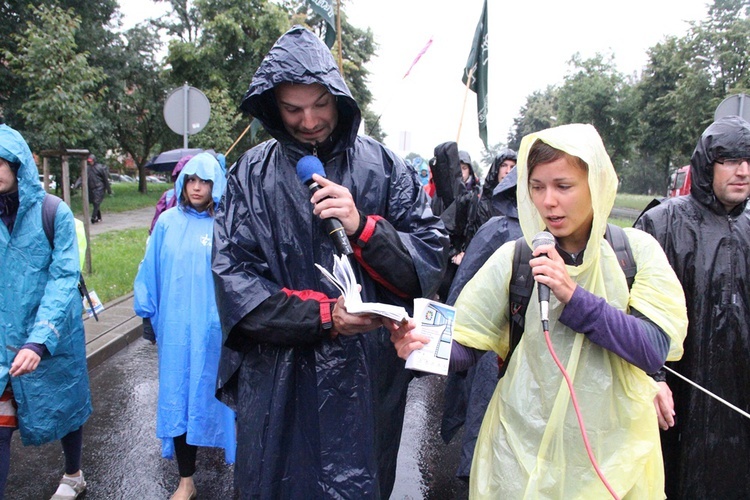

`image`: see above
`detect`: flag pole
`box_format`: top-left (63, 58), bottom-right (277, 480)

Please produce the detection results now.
top-left (225, 122), bottom-right (253, 156)
top-left (336, 0), bottom-right (344, 74)
top-left (457, 65), bottom-right (476, 143)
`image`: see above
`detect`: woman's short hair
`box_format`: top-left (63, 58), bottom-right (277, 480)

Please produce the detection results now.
top-left (527, 139), bottom-right (588, 175)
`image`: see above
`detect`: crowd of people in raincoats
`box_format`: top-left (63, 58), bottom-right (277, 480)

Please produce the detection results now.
top-left (2, 23), bottom-right (749, 500)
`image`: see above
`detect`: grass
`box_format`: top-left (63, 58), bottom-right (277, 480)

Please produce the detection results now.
top-left (614, 193), bottom-right (657, 211)
top-left (83, 228), bottom-right (148, 304)
top-left (66, 182), bottom-right (170, 217)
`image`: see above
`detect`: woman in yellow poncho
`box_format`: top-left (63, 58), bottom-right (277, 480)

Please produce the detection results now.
top-left (393, 124), bottom-right (687, 498)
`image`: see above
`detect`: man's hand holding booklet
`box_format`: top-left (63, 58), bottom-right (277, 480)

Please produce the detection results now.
top-left (316, 255), bottom-right (454, 375)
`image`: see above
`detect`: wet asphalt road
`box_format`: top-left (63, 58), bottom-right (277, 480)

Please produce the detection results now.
top-left (7, 339), bottom-right (469, 500)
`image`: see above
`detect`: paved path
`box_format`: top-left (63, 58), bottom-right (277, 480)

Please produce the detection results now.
top-left (87, 206), bottom-right (155, 236)
top-left (83, 207), bottom-right (155, 366)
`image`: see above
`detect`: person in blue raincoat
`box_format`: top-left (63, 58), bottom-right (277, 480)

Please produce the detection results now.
top-left (0, 123), bottom-right (92, 500)
top-left (212, 26), bottom-right (448, 499)
top-left (134, 152), bottom-right (235, 500)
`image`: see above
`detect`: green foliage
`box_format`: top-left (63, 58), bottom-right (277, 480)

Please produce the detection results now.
top-left (84, 228), bottom-right (148, 304)
top-left (6, 4), bottom-right (105, 150)
top-left (189, 87), bottom-right (242, 153)
top-left (105, 24), bottom-right (172, 194)
top-left (614, 192), bottom-right (657, 211)
top-left (508, 86), bottom-right (559, 150)
top-left (556, 53), bottom-right (634, 170)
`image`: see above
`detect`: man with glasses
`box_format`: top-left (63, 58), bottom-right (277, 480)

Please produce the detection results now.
top-left (635, 115), bottom-right (750, 499)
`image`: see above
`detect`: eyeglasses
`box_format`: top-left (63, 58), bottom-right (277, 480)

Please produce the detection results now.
top-left (715, 158), bottom-right (750, 168)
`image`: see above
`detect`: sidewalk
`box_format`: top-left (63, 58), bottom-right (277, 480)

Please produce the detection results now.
top-left (81, 206), bottom-right (155, 368)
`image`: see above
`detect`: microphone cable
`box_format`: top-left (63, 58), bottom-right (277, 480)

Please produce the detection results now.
top-left (543, 327), bottom-right (621, 500)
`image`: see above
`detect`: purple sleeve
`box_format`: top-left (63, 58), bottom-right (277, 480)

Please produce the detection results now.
top-left (149, 192), bottom-right (169, 234)
top-left (449, 341), bottom-right (485, 372)
top-left (558, 286), bottom-right (669, 373)
top-left (20, 342), bottom-right (47, 357)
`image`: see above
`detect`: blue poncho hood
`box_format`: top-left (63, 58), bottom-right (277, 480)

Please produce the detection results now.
top-left (174, 152), bottom-right (226, 207)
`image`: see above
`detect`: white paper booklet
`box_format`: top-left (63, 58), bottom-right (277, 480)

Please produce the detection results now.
top-left (404, 298), bottom-right (456, 375)
top-left (315, 254), bottom-right (409, 322)
top-left (82, 289), bottom-right (105, 318)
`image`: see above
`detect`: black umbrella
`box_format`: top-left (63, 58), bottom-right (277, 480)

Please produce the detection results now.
top-left (143, 148), bottom-right (205, 173)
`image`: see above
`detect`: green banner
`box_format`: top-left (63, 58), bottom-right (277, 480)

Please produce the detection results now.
top-left (308, 0), bottom-right (336, 48)
top-left (462, 0), bottom-right (488, 148)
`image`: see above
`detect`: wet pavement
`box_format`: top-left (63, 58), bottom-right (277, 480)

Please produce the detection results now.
top-left (6, 205), bottom-right (473, 499)
top-left (8, 336), bottom-right (469, 500)
top-left (7, 339), bottom-right (234, 499)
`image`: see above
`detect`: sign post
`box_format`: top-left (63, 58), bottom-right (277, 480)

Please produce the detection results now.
top-left (714, 93), bottom-right (749, 122)
top-left (163, 84), bottom-right (211, 147)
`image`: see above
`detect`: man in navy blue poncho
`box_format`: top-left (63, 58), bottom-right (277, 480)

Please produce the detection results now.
top-left (212, 26), bottom-right (448, 499)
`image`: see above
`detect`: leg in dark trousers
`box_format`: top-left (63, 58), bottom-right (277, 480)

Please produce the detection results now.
top-left (171, 433), bottom-right (198, 499)
top-left (91, 202), bottom-right (101, 222)
top-left (60, 426), bottom-right (83, 475)
top-left (0, 427), bottom-right (14, 500)
top-left (173, 433), bottom-right (197, 478)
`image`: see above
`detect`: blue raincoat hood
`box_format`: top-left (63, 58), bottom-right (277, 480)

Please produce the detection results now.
top-left (491, 164), bottom-right (519, 219)
top-left (174, 152), bottom-right (226, 207)
top-left (0, 125), bottom-right (45, 213)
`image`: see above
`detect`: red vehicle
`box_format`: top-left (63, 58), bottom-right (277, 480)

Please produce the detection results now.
top-left (667, 165), bottom-right (691, 197)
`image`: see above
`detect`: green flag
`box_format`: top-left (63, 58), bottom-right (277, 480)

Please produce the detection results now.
top-left (308, 0), bottom-right (336, 48)
top-left (462, 0), bottom-right (488, 148)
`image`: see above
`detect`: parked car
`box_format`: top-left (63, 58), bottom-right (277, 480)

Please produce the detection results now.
top-left (38, 174), bottom-right (57, 190)
top-left (109, 173), bottom-right (136, 183)
top-left (667, 165), bottom-right (691, 198)
top-left (146, 175), bottom-right (166, 184)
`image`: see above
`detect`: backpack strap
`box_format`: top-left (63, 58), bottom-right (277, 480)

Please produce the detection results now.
top-left (605, 223), bottom-right (636, 290)
top-left (42, 193), bottom-right (62, 249)
top-left (502, 225), bottom-right (637, 378)
top-left (502, 237), bottom-right (534, 378)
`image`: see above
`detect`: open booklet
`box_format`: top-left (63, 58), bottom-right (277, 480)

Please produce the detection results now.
top-left (315, 254), bottom-right (409, 323)
top-left (316, 255), bottom-right (455, 375)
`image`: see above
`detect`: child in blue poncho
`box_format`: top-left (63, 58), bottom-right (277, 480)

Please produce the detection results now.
top-left (134, 153), bottom-right (235, 500)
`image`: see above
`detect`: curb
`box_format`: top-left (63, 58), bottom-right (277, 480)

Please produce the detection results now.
top-left (83, 293), bottom-right (143, 370)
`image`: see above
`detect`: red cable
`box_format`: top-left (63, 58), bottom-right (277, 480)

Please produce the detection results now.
top-left (543, 329), bottom-right (621, 500)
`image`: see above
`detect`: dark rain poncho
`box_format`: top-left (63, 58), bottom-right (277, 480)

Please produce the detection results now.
top-left (440, 167), bottom-right (522, 478)
top-left (212, 26), bottom-right (448, 499)
top-left (87, 159), bottom-right (111, 205)
top-left (635, 115), bottom-right (750, 499)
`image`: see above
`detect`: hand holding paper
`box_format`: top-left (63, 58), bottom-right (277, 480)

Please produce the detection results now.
top-left (316, 254), bottom-right (409, 322)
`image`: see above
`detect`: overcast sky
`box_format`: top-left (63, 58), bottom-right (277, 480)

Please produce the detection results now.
top-left (120, 0), bottom-right (710, 164)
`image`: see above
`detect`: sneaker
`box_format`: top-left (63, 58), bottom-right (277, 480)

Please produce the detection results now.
top-left (50, 473), bottom-right (87, 500)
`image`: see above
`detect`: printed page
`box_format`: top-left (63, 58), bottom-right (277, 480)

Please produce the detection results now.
top-left (405, 298), bottom-right (455, 375)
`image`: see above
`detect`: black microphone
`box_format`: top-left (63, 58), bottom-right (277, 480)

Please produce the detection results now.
top-left (532, 231), bottom-right (556, 330)
top-left (296, 155), bottom-right (354, 256)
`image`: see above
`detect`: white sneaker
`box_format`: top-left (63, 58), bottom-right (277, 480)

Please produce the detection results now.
top-left (50, 472), bottom-right (87, 500)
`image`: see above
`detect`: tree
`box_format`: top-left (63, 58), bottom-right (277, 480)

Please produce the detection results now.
top-left (0, 0), bottom-right (118, 129)
top-left (6, 4), bottom-right (104, 150)
top-left (556, 53), bottom-right (635, 170)
top-left (162, 0), bottom-right (289, 159)
top-left (106, 24), bottom-right (172, 193)
top-left (507, 86), bottom-right (559, 151)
